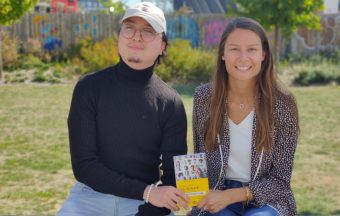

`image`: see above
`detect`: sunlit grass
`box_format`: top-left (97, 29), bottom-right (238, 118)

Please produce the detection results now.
top-left (0, 84), bottom-right (339, 215)
top-left (291, 86), bottom-right (340, 215)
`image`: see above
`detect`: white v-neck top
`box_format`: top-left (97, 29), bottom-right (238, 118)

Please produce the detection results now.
top-left (225, 109), bottom-right (254, 182)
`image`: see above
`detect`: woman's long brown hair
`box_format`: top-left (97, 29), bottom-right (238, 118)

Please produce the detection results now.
top-left (204, 17), bottom-right (285, 152)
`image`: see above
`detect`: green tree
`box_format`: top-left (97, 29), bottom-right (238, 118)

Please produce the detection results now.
top-left (0, 0), bottom-right (38, 83)
top-left (98, 0), bottom-right (125, 15)
top-left (229, 0), bottom-right (324, 65)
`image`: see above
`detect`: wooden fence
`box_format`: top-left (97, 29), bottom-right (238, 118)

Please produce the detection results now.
top-left (2, 12), bottom-right (340, 56)
top-left (2, 12), bottom-right (121, 52)
top-left (2, 12), bottom-right (234, 53)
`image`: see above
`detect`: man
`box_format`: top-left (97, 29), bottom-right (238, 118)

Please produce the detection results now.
top-left (57, 2), bottom-right (189, 216)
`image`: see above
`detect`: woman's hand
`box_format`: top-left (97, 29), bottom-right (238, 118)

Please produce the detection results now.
top-left (197, 188), bottom-right (247, 213)
top-left (196, 190), bottom-right (230, 213)
top-left (144, 185), bottom-right (190, 212)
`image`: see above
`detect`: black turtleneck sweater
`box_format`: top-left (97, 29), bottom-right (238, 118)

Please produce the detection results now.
top-left (68, 60), bottom-right (187, 215)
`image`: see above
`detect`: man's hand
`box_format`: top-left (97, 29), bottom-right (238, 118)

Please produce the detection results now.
top-left (144, 185), bottom-right (190, 212)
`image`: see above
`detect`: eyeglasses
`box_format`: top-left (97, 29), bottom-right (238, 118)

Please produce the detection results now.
top-left (120, 24), bottom-right (160, 42)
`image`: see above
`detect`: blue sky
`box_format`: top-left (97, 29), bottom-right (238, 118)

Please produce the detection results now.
top-left (124, 0), bottom-right (142, 7)
top-left (123, 0), bottom-right (173, 11)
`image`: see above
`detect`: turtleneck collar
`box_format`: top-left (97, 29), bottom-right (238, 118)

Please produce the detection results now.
top-left (116, 58), bottom-right (154, 84)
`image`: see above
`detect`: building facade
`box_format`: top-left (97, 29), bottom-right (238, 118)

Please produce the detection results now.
top-left (51, 0), bottom-right (78, 13)
top-left (78, 0), bottom-right (107, 12)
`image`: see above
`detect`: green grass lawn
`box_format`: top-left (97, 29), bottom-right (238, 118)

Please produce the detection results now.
top-left (0, 84), bottom-right (339, 215)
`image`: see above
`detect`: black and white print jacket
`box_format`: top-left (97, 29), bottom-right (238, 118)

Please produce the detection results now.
top-left (191, 83), bottom-right (298, 216)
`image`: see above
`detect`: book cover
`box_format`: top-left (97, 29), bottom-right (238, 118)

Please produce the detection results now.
top-left (173, 153), bottom-right (209, 207)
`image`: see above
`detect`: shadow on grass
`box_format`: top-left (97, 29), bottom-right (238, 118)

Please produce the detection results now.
top-left (332, 210), bottom-right (340, 215)
top-left (298, 210), bottom-right (340, 215)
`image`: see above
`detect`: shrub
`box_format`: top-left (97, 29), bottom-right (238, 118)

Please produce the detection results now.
top-left (161, 39), bottom-right (191, 81)
top-left (1, 32), bottom-right (20, 69)
top-left (53, 63), bottom-right (64, 78)
top-left (32, 70), bottom-right (47, 83)
top-left (335, 75), bottom-right (340, 84)
top-left (4, 71), bottom-right (28, 84)
top-left (32, 68), bottom-right (63, 84)
top-left (293, 69), bottom-right (335, 86)
top-left (22, 38), bottom-right (41, 56)
top-left (160, 39), bottom-right (215, 82)
top-left (20, 54), bottom-right (43, 70)
top-left (70, 57), bottom-right (87, 75)
top-left (154, 64), bottom-right (172, 82)
top-left (186, 50), bottom-right (215, 81)
top-left (284, 48), bottom-right (340, 66)
top-left (330, 48), bottom-right (340, 63)
top-left (286, 53), bottom-right (304, 64)
top-left (308, 54), bottom-right (326, 65)
top-left (75, 36), bottom-right (120, 74)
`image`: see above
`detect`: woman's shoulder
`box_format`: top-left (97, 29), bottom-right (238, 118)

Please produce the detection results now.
top-left (194, 83), bottom-right (212, 100)
top-left (274, 87), bottom-right (297, 111)
top-left (273, 87), bottom-right (298, 124)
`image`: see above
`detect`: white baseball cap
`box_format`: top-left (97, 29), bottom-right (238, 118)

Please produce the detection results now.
top-left (120, 2), bottom-right (167, 34)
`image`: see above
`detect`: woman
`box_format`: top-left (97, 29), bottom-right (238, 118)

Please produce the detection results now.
top-left (191, 17), bottom-right (299, 216)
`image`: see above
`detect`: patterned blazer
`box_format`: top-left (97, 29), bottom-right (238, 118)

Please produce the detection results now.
top-left (192, 83), bottom-right (298, 216)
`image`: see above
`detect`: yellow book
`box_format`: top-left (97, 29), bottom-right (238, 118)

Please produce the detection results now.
top-left (174, 153), bottom-right (209, 207)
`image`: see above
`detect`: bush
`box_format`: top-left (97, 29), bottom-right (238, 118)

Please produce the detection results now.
top-left (32, 70), bottom-right (47, 83)
top-left (154, 64), bottom-right (172, 82)
top-left (330, 48), bottom-right (340, 64)
top-left (308, 54), bottom-right (326, 65)
top-left (4, 71), bottom-right (28, 84)
top-left (293, 69), bottom-right (338, 86)
top-left (70, 57), bottom-right (87, 75)
top-left (187, 50), bottom-right (215, 81)
top-left (22, 38), bottom-right (41, 55)
top-left (286, 53), bottom-right (304, 64)
top-left (161, 39), bottom-right (192, 81)
top-left (74, 36), bottom-right (120, 74)
top-left (1, 35), bottom-right (215, 84)
top-left (1, 32), bottom-right (20, 69)
top-left (284, 48), bottom-right (340, 65)
top-left (19, 54), bottom-right (43, 70)
top-left (31, 68), bottom-right (64, 84)
top-left (158, 39), bottom-right (215, 82)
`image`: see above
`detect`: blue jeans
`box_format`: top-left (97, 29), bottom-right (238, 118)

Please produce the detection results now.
top-left (205, 180), bottom-right (279, 216)
top-left (57, 181), bottom-right (175, 216)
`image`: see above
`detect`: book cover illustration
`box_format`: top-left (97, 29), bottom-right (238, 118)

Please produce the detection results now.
top-left (174, 153), bottom-right (209, 207)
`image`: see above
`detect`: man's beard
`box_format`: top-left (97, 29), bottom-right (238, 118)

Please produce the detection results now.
top-left (127, 57), bottom-right (141, 63)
